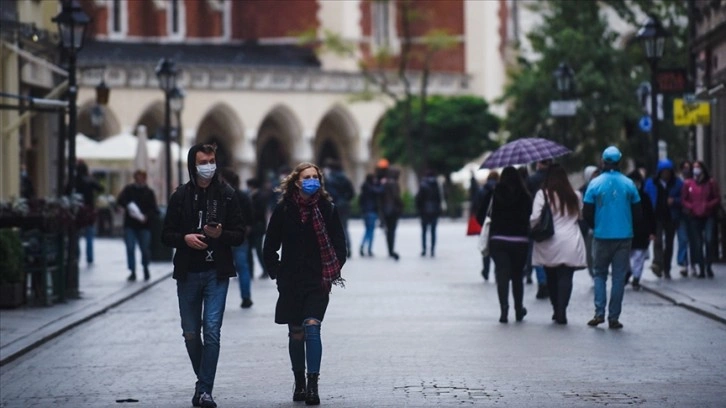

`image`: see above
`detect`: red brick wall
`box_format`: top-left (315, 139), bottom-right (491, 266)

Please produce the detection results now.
top-left (79, 0), bottom-right (105, 37)
top-left (127, 1), bottom-right (165, 37)
top-left (359, 0), bottom-right (465, 73)
top-left (231, 0), bottom-right (318, 40)
top-left (186, 0), bottom-right (223, 38)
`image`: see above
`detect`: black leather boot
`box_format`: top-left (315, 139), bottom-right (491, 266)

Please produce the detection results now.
top-left (293, 371), bottom-right (306, 402)
top-left (499, 306), bottom-right (508, 323)
top-left (305, 373), bottom-right (320, 405)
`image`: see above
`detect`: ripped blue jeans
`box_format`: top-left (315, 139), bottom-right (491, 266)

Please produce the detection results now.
top-left (288, 318), bottom-right (322, 374)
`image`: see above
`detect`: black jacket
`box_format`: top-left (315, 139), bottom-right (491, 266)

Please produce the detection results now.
top-left (263, 197), bottom-right (347, 290)
top-left (415, 177), bottom-right (442, 218)
top-left (632, 189), bottom-right (656, 249)
top-left (162, 145), bottom-right (245, 280)
top-left (489, 184), bottom-right (532, 238)
top-left (117, 183), bottom-right (158, 230)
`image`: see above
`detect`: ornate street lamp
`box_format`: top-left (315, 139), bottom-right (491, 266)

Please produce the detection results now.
top-left (553, 62), bottom-right (575, 97)
top-left (637, 15), bottom-right (670, 171)
top-left (169, 86), bottom-right (185, 185)
top-left (155, 58), bottom-right (179, 202)
top-left (53, 0), bottom-right (90, 300)
top-left (552, 62), bottom-right (576, 144)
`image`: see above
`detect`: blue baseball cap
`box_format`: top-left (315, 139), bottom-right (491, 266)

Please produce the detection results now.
top-left (602, 146), bottom-right (622, 163)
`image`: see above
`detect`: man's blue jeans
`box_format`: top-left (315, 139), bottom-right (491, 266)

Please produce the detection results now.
top-left (592, 238), bottom-right (631, 321)
top-left (361, 212), bottom-right (377, 253)
top-left (177, 271), bottom-right (229, 395)
top-left (123, 227), bottom-right (151, 273)
top-left (79, 225), bottom-right (95, 264)
top-left (233, 242), bottom-right (251, 299)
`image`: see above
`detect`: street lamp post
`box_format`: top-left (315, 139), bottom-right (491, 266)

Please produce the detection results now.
top-left (53, 0), bottom-right (90, 299)
top-left (637, 15), bottom-right (670, 172)
top-left (155, 58), bottom-right (179, 203)
top-left (553, 62), bottom-right (575, 144)
top-left (169, 86), bottom-right (185, 186)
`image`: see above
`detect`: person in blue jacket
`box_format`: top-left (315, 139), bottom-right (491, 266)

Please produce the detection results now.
top-left (643, 159), bottom-right (683, 279)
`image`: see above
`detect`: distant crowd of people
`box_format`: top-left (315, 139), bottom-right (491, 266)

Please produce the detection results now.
top-left (469, 147), bottom-right (721, 328)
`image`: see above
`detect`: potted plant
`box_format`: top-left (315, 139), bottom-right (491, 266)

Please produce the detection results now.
top-left (0, 228), bottom-right (26, 308)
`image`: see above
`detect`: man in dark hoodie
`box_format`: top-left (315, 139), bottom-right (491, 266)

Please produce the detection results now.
top-left (643, 159), bottom-right (683, 279)
top-left (415, 170), bottom-right (442, 257)
top-left (162, 143), bottom-right (245, 408)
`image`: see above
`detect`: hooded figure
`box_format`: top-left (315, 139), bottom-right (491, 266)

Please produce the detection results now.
top-left (162, 143), bottom-right (245, 280)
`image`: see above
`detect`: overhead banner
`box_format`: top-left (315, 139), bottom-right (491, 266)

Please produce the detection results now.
top-left (673, 98), bottom-right (710, 126)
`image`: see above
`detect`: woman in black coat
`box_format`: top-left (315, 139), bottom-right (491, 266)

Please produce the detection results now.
top-left (488, 166), bottom-right (532, 323)
top-left (263, 162), bottom-right (347, 405)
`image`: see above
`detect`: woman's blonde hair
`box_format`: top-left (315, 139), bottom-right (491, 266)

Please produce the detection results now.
top-left (276, 162), bottom-right (332, 202)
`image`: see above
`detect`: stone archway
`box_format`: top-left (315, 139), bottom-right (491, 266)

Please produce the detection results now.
top-left (77, 102), bottom-right (121, 140)
top-left (314, 105), bottom-right (359, 182)
top-left (134, 101), bottom-right (165, 139)
top-left (194, 103), bottom-right (245, 172)
top-left (256, 105), bottom-right (303, 184)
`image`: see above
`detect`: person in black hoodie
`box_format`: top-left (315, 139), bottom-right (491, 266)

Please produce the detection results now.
top-left (488, 166), bottom-right (532, 323)
top-left (162, 143), bottom-right (244, 408)
top-left (263, 162), bottom-right (347, 405)
top-left (415, 170), bottom-right (443, 257)
top-left (627, 171), bottom-right (656, 291)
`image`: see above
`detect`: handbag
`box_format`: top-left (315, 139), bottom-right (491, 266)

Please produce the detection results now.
top-left (466, 214), bottom-right (482, 236)
top-left (531, 191), bottom-right (554, 242)
top-left (477, 200), bottom-right (493, 256)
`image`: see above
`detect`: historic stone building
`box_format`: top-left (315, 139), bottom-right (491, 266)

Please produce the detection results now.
top-left (69, 0), bottom-right (516, 201)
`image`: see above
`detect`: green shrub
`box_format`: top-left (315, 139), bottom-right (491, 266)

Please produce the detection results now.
top-left (0, 228), bottom-right (24, 284)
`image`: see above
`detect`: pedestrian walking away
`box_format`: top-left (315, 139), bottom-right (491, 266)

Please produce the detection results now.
top-left (475, 171), bottom-right (499, 281)
top-left (644, 159), bottom-right (683, 279)
top-left (73, 160), bottom-right (104, 266)
top-left (681, 160), bottom-right (721, 278)
top-left (583, 146), bottom-right (641, 330)
top-left (323, 159), bottom-right (355, 258)
top-left (380, 167), bottom-right (404, 261)
top-left (530, 164), bottom-right (587, 325)
top-left (162, 143), bottom-right (245, 408)
top-left (116, 169), bottom-right (158, 281)
top-left (579, 165), bottom-right (600, 278)
top-left (220, 168), bottom-right (254, 308)
top-left (263, 162), bottom-right (347, 405)
top-left (416, 170), bottom-right (443, 257)
top-left (526, 160), bottom-right (551, 299)
top-left (488, 166), bottom-right (532, 323)
top-left (627, 171), bottom-right (656, 291)
top-left (358, 173), bottom-right (383, 257)
top-left (246, 178), bottom-right (269, 279)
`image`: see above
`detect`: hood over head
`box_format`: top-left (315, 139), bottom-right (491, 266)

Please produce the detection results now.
top-left (656, 159), bottom-right (674, 177)
top-left (187, 143), bottom-right (218, 187)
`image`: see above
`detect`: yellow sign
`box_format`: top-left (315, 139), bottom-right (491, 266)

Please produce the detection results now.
top-left (673, 98), bottom-right (710, 126)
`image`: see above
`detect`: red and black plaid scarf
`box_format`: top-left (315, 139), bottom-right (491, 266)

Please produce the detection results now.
top-left (292, 191), bottom-right (344, 292)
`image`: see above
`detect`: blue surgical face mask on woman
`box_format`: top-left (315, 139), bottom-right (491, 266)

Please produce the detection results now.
top-left (301, 178), bottom-right (321, 195)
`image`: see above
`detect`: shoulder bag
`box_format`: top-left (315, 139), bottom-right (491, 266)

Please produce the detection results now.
top-left (531, 191), bottom-right (555, 242)
top-left (477, 199), bottom-right (493, 256)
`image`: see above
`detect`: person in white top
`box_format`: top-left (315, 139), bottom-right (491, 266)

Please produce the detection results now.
top-left (530, 164), bottom-right (587, 324)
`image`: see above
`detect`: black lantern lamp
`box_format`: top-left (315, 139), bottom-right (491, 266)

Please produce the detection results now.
top-left (155, 58), bottom-right (179, 202)
top-left (52, 0), bottom-right (90, 300)
top-left (553, 62), bottom-right (575, 96)
top-left (636, 15), bottom-right (670, 172)
top-left (169, 86), bottom-right (185, 185)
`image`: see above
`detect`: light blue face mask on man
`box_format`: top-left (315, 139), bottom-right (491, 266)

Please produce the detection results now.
top-left (301, 178), bottom-right (321, 195)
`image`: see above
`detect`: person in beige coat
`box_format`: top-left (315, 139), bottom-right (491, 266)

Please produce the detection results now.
top-left (530, 164), bottom-right (587, 325)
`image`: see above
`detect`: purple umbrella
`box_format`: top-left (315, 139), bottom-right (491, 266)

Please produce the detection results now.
top-left (480, 138), bottom-right (571, 169)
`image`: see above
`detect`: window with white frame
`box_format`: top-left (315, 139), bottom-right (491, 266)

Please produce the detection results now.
top-left (167, 0), bottom-right (186, 40)
top-left (107, 0), bottom-right (128, 39)
top-left (371, 0), bottom-right (398, 52)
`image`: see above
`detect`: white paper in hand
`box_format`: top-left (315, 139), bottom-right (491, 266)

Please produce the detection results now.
top-left (127, 201), bottom-right (147, 223)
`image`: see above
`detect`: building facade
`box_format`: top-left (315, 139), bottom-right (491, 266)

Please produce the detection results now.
top-left (692, 0), bottom-right (726, 200)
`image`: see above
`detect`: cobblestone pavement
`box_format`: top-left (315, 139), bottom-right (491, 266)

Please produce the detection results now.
top-left (1, 219), bottom-right (725, 407)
